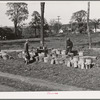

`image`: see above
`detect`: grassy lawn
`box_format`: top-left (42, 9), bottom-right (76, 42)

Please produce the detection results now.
top-left (0, 33), bottom-right (100, 90)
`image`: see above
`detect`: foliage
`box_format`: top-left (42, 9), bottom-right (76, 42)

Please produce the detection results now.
top-left (71, 10), bottom-right (87, 23)
top-left (29, 11), bottom-right (49, 38)
top-left (22, 26), bottom-right (36, 38)
top-left (49, 19), bottom-right (62, 34)
top-left (70, 10), bottom-right (87, 34)
top-left (90, 19), bottom-right (100, 33)
top-left (29, 11), bottom-right (41, 37)
top-left (0, 27), bottom-right (16, 39)
top-left (6, 2), bottom-right (29, 37)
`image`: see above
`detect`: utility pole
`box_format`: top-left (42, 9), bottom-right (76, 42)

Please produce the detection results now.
top-left (87, 2), bottom-right (91, 49)
top-left (57, 16), bottom-right (61, 33)
top-left (40, 2), bottom-right (45, 47)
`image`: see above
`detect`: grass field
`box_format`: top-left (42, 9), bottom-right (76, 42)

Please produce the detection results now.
top-left (1, 32), bottom-right (100, 50)
top-left (0, 76), bottom-right (58, 91)
top-left (1, 33), bottom-right (100, 90)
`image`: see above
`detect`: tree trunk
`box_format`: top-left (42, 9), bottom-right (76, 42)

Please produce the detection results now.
top-left (14, 20), bottom-right (18, 37)
top-left (34, 28), bottom-right (36, 37)
top-left (95, 25), bottom-right (96, 33)
top-left (38, 29), bottom-right (40, 37)
top-left (71, 23), bottom-right (73, 32)
top-left (95, 28), bottom-right (96, 33)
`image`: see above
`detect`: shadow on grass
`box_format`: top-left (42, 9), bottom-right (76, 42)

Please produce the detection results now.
top-left (29, 58), bottom-right (36, 64)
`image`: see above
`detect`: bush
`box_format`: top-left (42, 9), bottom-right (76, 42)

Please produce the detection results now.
top-left (0, 27), bottom-right (16, 40)
top-left (22, 26), bottom-right (38, 38)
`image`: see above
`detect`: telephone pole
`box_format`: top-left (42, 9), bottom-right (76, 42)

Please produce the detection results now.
top-left (87, 2), bottom-right (91, 49)
top-left (57, 16), bottom-right (61, 24)
top-left (57, 16), bottom-right (61, 33)
top-left (40, 2), bottom-right (45, 47)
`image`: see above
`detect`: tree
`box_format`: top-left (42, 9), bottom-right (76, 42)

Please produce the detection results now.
top-left (90, 19), bottom-right (100, 33)
top-left (6, 2), bottom-right (29, 37)
top-left (70, 10), bottom-right (87, 34)
top-left (29, 11), bottom-right (41, 37)
top-left (49, 19), bottom-right (62, 34)
top-left (54, 22), bottom-right (62, 33)
top-left (30, 11), bottom-right (49, 37)
top-left (49, 19), bottom-right (57, 27)
top-left (71, 10), bottom-right (87, 23)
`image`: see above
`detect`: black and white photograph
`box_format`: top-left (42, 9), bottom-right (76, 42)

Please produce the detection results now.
top-left (0, 0), bottom-right (100, 98)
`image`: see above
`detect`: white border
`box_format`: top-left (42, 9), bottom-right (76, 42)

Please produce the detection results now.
top-left (0, 91), bottom-right (100, 99)
top-left (0, 1), bottom-right (99, 99)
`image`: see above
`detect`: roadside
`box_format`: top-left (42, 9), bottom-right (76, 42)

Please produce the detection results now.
top-left (0, 71), bottom-right (90, 91)
top-left (0, 84), bottom-right (17, 91)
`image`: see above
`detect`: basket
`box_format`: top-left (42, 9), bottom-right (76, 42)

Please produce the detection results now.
top-left (35, 56), bottom-right (39, 61)
top-left (56, 50), bottom-right (61, 55)
top-left (85, 58), bottom-right (92, 65)
top-left (73, 62), bottom-right (78, 68)
top-left (44, 57), bottom-right (49, 63)
top-left (73, 56), bottom-right (79, 62)
top-left (2, 55), bottom-right (9, 60)
top-left (51, 59), bottom-right (55, 64)
top-left (81, 63), bottom-right (85, 69)
top-left (61, 50), bottom-right (66, 55)
top-left (67, 61), bottom-right (71, 67)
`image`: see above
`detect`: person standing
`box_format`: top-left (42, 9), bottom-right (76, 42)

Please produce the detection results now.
top-left (65, 38), bottom-right (73, 54)
top-left (24, 39), bottom-right (30, 64)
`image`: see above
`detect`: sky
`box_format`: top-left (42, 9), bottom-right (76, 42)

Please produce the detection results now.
top-left (0, 1), bottom-right (100, 27)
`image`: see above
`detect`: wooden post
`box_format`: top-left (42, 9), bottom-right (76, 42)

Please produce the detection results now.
top-left (57, 16), bottom-right (60, 33)
top-left (87, 2), bottom-right (91, 49)
top-left (40, 2), bottom-right (45, 47)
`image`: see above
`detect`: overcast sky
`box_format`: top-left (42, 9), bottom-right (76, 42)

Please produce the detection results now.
top-left (0, 1), bottom-right (100, 27)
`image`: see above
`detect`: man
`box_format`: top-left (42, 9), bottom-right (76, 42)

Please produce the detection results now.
top-left (66, 38), bottom-right (73, 54)
top-left (24, 39), bottom-right (30, 64)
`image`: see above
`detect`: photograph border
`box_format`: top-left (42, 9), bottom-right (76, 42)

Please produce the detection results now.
top-left (0, 0), bottom-right (100, 99)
